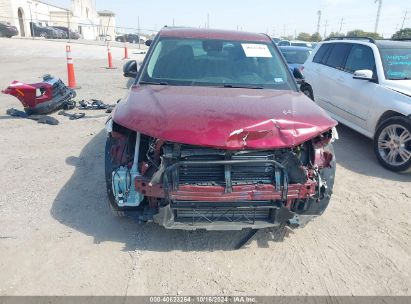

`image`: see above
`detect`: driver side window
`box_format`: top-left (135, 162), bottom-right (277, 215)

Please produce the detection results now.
top-left (344, 44), bottom-right (375, 74)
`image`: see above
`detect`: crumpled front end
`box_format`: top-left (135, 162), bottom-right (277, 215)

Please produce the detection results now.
top-left (105, 118), bottom-right (337, 230)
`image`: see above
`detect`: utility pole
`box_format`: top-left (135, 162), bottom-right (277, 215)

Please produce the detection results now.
top-left (207, 13), bottom-right (210, 29)
top-left (324, 20), bottom-right (328, 39)
top-left (374, 0), bottom-right (382, 33)
top-left (339, 17), bottom-right (344, 32)
top-left (172, 18), bottom-right (175, 26)
top-left (283, 24), bottom-right (286, 37)
top-left (66, 10), bottom-right (71, 42)
top-left (316, 10), bottom-right (322, 34)
top-left (137, 16), bottom-right (140, 49)
top-left (28, 0), bottom-right (34, 39)
top-left (401, 10), bottom-right (408, 29)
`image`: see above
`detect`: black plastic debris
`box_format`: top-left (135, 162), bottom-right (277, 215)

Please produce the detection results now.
top-left (6, 108), bottom-right (59, 125)
top-left (58, 110), bottom-right (85, 120)
top-left (78, 99), bottom-right (116, 113)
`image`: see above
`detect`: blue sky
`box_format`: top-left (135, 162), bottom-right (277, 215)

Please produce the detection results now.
top-left (48, 0), bottom-right (411, 37)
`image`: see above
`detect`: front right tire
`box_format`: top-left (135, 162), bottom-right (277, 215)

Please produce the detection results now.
top-left (301, 84), bottom-right (314, 100)
top-left (374, 116), bottom-right (411, 172)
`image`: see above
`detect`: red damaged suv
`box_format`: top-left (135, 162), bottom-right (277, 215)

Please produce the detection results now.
top-left (105, 27), bottom-right (338, 231)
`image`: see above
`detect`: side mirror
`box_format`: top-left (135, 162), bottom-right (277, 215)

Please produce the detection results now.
top-left (293, 67), bottom-right (305, 84)
top-left (353, 69), bottom-right (373, 81)
top-left (145, 39), bottom-right (153, 47)
top-left (123, 60), bottom-right (138, 78)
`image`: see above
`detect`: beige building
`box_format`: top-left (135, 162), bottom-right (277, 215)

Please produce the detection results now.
top-left (0, 0), bottom-right (116, 40)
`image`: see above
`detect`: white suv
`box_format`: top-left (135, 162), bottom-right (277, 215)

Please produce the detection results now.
top-left (301, 37), bottom-right (411, 172)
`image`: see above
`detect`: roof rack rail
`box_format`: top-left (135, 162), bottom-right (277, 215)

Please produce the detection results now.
top-left (391, 37), bottom-right (411, 41)
top-left (325, 36), bottom-right (376, 44)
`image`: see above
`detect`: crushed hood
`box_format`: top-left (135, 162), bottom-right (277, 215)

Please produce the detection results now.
top-left (113, 85), bottom-right (337, 149)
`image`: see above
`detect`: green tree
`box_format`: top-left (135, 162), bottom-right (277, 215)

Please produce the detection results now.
top-left (346, 29), bottom-right (383, 40)
top-left (311, 32), bottom-right (322, 42)
top-left (328, 32), bottom-right (345, 39)
top-left (297, 32), bottom-right (311, 41)
top-left (281, 35), bottom-right (294, 40)
top-left (392, 28), bottom-right (411, 39)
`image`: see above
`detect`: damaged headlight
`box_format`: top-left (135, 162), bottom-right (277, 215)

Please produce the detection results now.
top-left (105, 118), bottom-right (113, 133)
top-left (331, 127), bottom-right (339, 142)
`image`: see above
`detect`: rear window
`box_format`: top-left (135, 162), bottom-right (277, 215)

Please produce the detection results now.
top-left (313, 44), bottom-right (331, 63)
top-left (325, 43), bottom-right (352, 70)
top-left (280, 48), bottom-right (311, 64)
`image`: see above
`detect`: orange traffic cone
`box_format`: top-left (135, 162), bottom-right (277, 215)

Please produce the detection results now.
top-left (123, 43), bottom-right (129, 60)
top-left (107, 42), bottom-right (116, 69)
top-left (66, 45), bottom-right (77, 88)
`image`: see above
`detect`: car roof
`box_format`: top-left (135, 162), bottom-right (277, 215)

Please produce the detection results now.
top-left (279, 46), bottom-right (312, 51)
top-left (158, 27), bottom-right (271, 42)
top-left (375, 40), bottom-right (411, 48)
top-left (322, 38), bottom-right (411, 49)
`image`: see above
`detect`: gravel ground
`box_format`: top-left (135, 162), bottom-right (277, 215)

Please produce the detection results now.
top-left (0, 38), bottom-right (410, 296)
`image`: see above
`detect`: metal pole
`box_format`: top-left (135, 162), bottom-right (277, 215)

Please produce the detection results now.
top-left (28, 1), bottom-right (34, 39)
top-left (401, 10), bottom-right (408, 30)
top-left (374, 0), bottom-right (382, 33)
top-left (316, 10), bottom-right (322, 34)
top-left (339, 17), bottom-right (344, 32)
top-left (137, 16), bottom-right (140, 49)
top-left (66, 10), bottom-right (71, 42)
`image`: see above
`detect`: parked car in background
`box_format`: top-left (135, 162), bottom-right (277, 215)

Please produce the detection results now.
top-left (98, 34), bottom-right (112, 41)
top-left (302, 37), bottom-right (411, 172)
top-left (105, 27), bottom-right (338, 231)
top-left (29, 22), bottom-right (61, 39)
top-left (278, 40), bottom-right (291, 46)
top-left (116, 33), bottom-right (144, 44)
top-left (279, 46), bottom-right (312, 71)
top-left (52, 26), bottom-right (81, 39)
top-left (279, 40), bottom-right (313, 48)
top-left (53, 27), bottom-right (67, 39)
top-left (290, 40), bottom-right (313, 48)
top-left (271, 37), bottom-right (281, 44)
top-left (0, 21), bottom-right (18, 38)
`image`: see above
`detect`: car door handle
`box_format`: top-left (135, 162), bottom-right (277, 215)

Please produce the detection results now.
top-left (336, 76), bottom-right (345, 83)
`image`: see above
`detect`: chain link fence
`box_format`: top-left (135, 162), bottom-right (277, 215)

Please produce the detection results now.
top-left (0, 12), bottom-right (156, 49)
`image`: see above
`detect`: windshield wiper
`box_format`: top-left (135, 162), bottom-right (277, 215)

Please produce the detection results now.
top-left (139, 81), bottom-right (169, 85)
top-left (222, 84), bottom-right (264, 89)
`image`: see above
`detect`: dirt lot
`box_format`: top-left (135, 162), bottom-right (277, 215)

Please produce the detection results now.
top-left (0, 38), bottom-right (410, 296)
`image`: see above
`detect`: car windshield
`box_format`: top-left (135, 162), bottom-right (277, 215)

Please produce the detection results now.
top-left (140, 37), bottom-right (295, 90)
top-left (280, 48), bottom-right (311, 64)
top-left (379, 47), bottom-right (411, 80)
